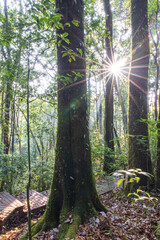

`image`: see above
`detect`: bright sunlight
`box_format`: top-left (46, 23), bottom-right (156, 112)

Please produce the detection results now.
top-left (109, 59), bottom-right (126, 77)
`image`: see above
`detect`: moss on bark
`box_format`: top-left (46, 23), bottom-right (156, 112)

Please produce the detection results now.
top-left (20, 174), bottom-right (106, 239)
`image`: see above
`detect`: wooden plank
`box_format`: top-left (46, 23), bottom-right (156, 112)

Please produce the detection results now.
top-left (16, 190), bottom-right (48, 213)
top-left (40, 190), bottom-right (50, 198)
top-left (0, 192), bottom-right (24, 231)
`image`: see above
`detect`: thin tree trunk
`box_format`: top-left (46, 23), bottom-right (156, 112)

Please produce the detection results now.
top-left (150, 0), bottom-right (159, 121)
top-left (103, 0), bottom-right (114, 173)
top-left (156, 91), bottom-right (160, 189)
top-left (11, 94), bottom-right (15, 154)
top-left (3, 0), bottom-right (11, 155)
top-left (15, 108), bottom-right (22, 154)
top-left (1, 89), bottom-right (4, 145)
top-left (88, 71), bottom-right (91, 114)
top-left (153, 0), bottom-right (160, 190)
top-left (26, 45), bottom-right (32, 240)
top-left (94, 73), bottom-right (99, 129)
top-left (3, 82), bottom-right (11, 154)
top-left (115, 80), bottom-right (127, 133)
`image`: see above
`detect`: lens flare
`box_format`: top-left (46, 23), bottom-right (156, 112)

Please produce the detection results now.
top-left (109, 59), bottom-right (126, 77)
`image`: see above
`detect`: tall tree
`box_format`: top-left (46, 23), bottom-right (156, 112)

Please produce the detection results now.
top-left (103, 0), bottom-right (114, 173)
top-left (150, 0), bottom-right (160, 189)
top-left (128, 0), bottom-right (152, 184)
top-left (156, 91), bottom-right (160, 190)
top-left (21, 0), bottom-right (105, 239)
top-left (149, 0), bottom-right (159, 122)
top-left (3, 0), bottom-right (11, 154)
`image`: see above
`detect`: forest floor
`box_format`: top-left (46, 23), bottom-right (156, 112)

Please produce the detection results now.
top-left (0, 178), bottom-right (160, 240)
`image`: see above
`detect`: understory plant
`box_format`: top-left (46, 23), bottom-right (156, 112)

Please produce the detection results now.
top-left (114, 168), bottom-right (153, 192)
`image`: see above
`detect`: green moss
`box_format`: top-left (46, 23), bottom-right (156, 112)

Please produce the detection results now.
top-left (58, 205), bottom-right (85, 240)
top-left (19, 216), bottom-right (45, 240)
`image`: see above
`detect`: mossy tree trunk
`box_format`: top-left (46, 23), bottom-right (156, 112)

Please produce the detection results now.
top-left (103, 0), bottom-right (114, 173)
top-left (21, 1), bottom-right (106, 239)
top-left (128, 0), bottom-right (152, 185)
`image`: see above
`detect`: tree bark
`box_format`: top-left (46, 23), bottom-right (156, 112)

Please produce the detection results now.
top-left (103, 0), bottom-right (114, 173)
top-left (21, 1), bottom-right (105, 239)
top-left (128, 0), bottom-right (152, 185)
top-left (156, 91), bottom-right (160, 189)
top-left (3, 82), bottom-right (11, 154)
top-left (0, 89), bottom-right (4, 145)
top-left (115, 80), bottom-right (127, 134)
top-left (3, 0), bottom-right (11, 155)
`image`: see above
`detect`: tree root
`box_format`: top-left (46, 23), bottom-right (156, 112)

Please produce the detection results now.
top-left (19, 197), bottom-right (107, 240)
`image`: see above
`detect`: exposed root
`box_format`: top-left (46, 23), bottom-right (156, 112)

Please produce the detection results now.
top-left (19, 211), bottom-right (58, 240)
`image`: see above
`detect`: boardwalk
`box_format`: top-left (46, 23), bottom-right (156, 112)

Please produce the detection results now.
top-left (0, 192), bottom-right (24, 231)
top-left (16, 190), bottom-right (48, 213)
top-left (0, 176), bottom-right (120, 231)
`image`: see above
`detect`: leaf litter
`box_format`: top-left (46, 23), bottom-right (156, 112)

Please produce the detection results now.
top-left (0, 189), bottom-right (160, 240)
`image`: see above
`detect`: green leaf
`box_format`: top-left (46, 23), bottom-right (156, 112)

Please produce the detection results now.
top-left (62, 32), bottom-right (68, 38)
top-left (64, 38), bottom-right (70, 44)
top-left (71, 55), bottom-right (76, 61)
top-left (138, 171), bottom-right (153, 179)
top-left (136, 177), bottom-right (140, 183)
top-left (117, 178), bottom-right (125, 187)
top-left (77, 48), bottom-right (82, 56)
top-left (72, 20), bottom-right (79, 27)
top-left (58, 40), bottom-right (62, 47)
top-left (65, 22), bottom-right (71, 27)
top-left (62, 52), bottom-right (68, 58)
top-left (145, 192), bottom-right (151, 198)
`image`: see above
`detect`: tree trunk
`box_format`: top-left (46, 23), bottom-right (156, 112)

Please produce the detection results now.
top-left (156, 91), bottom-right (160, 189)
top-left (11, 95), bottom-right (15, 154)
top-left (115, 80), bottom-right (127, 134)
top-left (88, 71), bottom-right (91, 114)
top-left (95, 73), bottom-right (99, 129)
top-left (128, 0), bottom-right (152, 185)
top-left (150, 0), bottom-right (159, 189)
top-left (103, 0), bottom-right (114, 173)
top-left (3, 0), bottom-right (12, 155)
top-left (3, 82), bottom-right (11, 154)
top-left (0, 89), bottom-right (4, 145)
top-left (21, 1), bottom-right (105, 239)
top-left (99, 80), bottom-right (103, 134)
top-left (15, 109), bottom-right (22, 154)
top-left (151, 0), bottom-right (159, 122)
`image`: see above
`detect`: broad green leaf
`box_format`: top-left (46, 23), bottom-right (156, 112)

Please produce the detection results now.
top-left (62, 52), bottom-right (68, 58)
top-left (62, 32), bottom-right (68, 38)
top-left (117, 178), bottom-right (125, 187)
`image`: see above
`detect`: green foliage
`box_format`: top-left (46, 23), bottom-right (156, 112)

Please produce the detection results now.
top-left (115, 169), bottom-right (154, 199)
top-left (90, 130), bottom-right (104, 174)
top-left (128, 189), bottom-right (158, 206)
top-left (0, 151), bottom-right (54, 194)
top-left (0, 154), bottom-right (28, 193)
top-left (91, 130), bottom-right (127, 176)
top-left (139, 118), bottom-right (159, 165)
